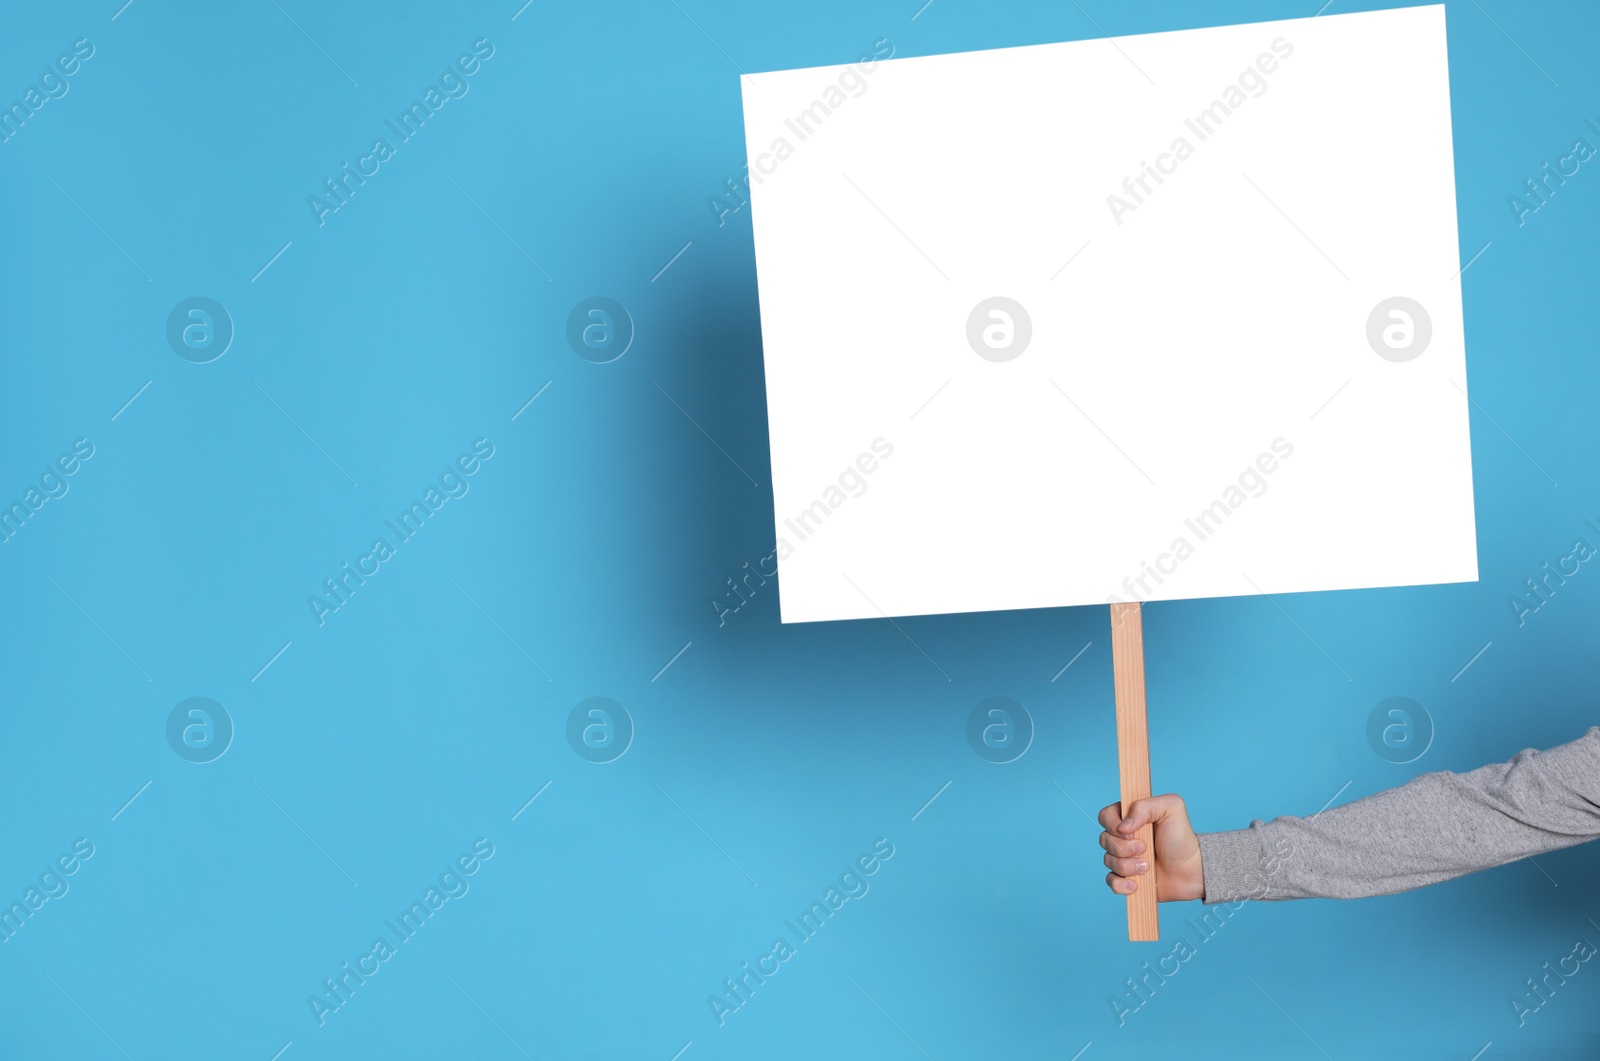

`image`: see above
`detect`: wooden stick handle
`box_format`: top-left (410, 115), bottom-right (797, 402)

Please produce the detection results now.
top-left (1110, 602), bottom-right (1159, 941)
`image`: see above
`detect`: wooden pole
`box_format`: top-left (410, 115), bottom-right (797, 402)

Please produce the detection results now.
top-left (1110, 601), bottom-right (1159, 941)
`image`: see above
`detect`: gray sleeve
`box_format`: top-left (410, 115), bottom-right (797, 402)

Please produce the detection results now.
top-left (1194, 725), bottom-right (1600, 903)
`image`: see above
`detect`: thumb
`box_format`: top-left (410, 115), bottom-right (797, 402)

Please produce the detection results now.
top-left (1116, 793), bottom-right (1187, 836)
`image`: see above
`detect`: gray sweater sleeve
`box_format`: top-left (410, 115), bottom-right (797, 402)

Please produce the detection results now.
top-left (1195, 726), bottom-right (1600, 903)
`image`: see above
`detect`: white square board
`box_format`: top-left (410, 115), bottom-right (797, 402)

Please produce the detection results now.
top-left (741, 5), bottom-right (1477, 623)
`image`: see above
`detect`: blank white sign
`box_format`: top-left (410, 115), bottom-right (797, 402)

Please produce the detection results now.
top-left (741, 5), bottom-right (1477, 623)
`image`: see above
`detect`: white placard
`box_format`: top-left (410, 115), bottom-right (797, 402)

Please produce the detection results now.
top-left (741, 5), bottom-right (1477, 623)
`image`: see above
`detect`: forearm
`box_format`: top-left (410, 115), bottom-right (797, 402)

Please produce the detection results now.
top-left (1196, 726), bottom-right (1600, 903)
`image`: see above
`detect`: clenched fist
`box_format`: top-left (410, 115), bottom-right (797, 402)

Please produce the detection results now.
top-left (1098, 794), bottom-right (1205, 903)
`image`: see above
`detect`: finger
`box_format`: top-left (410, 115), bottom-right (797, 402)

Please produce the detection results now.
top-left (1105, 871), bottom-right (1139, 895)
top-left (1118, 793), bottom-right (1187, 835)
top-left (1097, 802), bottom-right (1122, 831)
top-left (1103, 852), bottom-right (1150, 876)
top-left (1098, 832), bottom-right (1144, 858)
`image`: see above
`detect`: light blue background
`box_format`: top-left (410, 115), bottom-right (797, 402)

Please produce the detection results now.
top-left (2, 1), bottom-right (1597, 1058)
